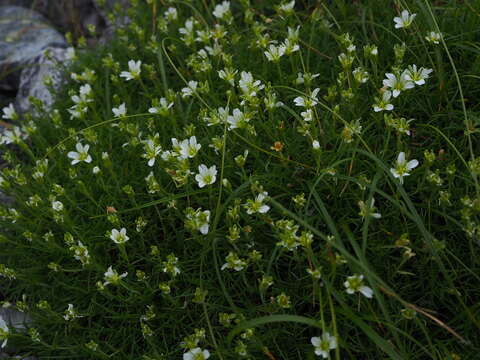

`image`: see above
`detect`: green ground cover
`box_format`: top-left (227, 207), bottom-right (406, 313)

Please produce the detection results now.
top-left (1, 0), bottom-right (480, 359)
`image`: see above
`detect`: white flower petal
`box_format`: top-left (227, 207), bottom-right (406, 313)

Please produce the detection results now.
top-left (407, 159), bottom-right (419, 170)
top-left (360, 285), bottom-right (373, 298)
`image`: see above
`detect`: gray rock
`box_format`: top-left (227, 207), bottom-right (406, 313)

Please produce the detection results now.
top-left (0, 191), bottom-right (14, 208)
top-left (1, 0), bottom-right (100, 36)
top-left (93, 0), bottom-right (130, 22)
top-left (15, 46), bottom-right (72, 114)
top-left (0, 307), bottom-right (32, 332)
top-left (0, 93), bottom-right (15, 110)
top-left (93, 0), bottom-right (130, 44)
top-left (0, 307), bottom-right (34, 358)
top-left (0, 6), bottom-right (67, 92)
top-left (0, 354), bottom-right (37, 359)
top-left (0, 1), bottom-right (50, 14)
top-left (83, 9), bottom-right (103, 32)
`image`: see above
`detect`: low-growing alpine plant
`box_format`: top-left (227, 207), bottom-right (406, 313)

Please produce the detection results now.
top-left (0, 0), bottom-right (479, 359)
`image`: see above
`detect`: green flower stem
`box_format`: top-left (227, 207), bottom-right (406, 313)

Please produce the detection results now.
top-left (118, 243), bottom-right (129, 263)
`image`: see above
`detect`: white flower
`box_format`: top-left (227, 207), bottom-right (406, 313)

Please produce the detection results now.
top-left (373, 90), bottom-right (394, 112)
top-left (103, 266), bottom-right (128, 286)
top-left (404, 64), bottom-right (433, 86)
top-left (218, 67), bottom-right (238, 86)
top-left (311, 332), bottom-right (337, 358)
top-left (390, 152), bottom-right (419, 184)
top-left (352, 67), bottom-right (369, 83)
top-left (52, 201), bottom-right (64, 212)
top-left (112, 103), bottom-right (127, 118)
top-left (293, 88), bottom-right (320, 108)
top-left (65, 47), bottom-right (76, 60)
top-left (295, 72), bottom-right (305, 84)
top-left (143, 139), bottom-right (162, 166)
top-left (358, 198), bottom-right (381, 220)
top-left (110, 228), bottom-right (129, 244)
top-left (1, 126), bottom-right (27, 145)
top-left (393, 10), bottom-right (416, 29)
top-left (301, 109), bottom-right (313, 122)
top-left (244, 191), bottom-right (270, 214)
top-left (295, 72), bottom-right (320, 85)
top-left (226, 108), bottom-right (250, 130)
top-left (264, 91), bottom-right (284, 110)
top-left (148, 98), bottom-right (173, 116)
top-left (0, 316), bottom-right (9, 348)
top-left (79, 84), bottom-right (92, 97)
top-left (164, 7), bottom-right (177, 21)
top-left (195, 164), bottom-right (217, 188)
top-left (69, 84), bottom-right (92, 120)
top-left (338, 52), bottom-right (354, 68)
top-left (221, 252), bottom-right (247, 271)
top-left (160, 150), bottom-right (175, 162)
top-left (63, 304), bottom-right (83, 321)
top-left (282, 38), bottom-right (299, 54)
top-left (1, 103), bottom-right (17, 120)
top-left (287, 26), bottom-right (300, 42)
top-left (344, 274), bottom-right (373, 298)
top-left (312, 140), bottom-right (320, 150)
top-left (67, 107), bottom-right (83, 119)
top-left (162, 254), bottom-right (181, 277)
top-left (71, 94), bottom-right (83, 106)
top-left (366, 45), bottom-right (378, 56)
top-left (171, 138), bottom-right (182, 154)
top-left (92, 166), bottom-right (101, 174)
top-left (181, 80), bottom-right (198, 98)
top-left (183, 348), bottom-right (210, 360)
top-left (203, 106), bottom-right (229, 127)
top-left (185, 207), bottom-right (211, 235)
top-left (425, 31), bottom-right (442, 44)
top-left (179, 18), bottom-right (195, 35)
top-left (71, 241), bottom-right (90, 265)
top-left (63, 304), bottom-right (74, 320)
top-left (278, 0), bottom-right (295, 13)
top-left (391, 117), bottom-right (413, 136)
top-left (382, 72), bottom-right (414, 97)
top-left (205, 42), bottom-right (223, 57)
top-left (120, 60), bottom-right (142, 81)
top-left (238, 71), bottom-right (264, 98)
top-left (199, 211), bottom-right (210, 235)
top-left (178, 136), bottom-right (201, 159)
top-left (264, 44), bottom-right (286, 62)
top-left (213, 1), bottom-right (230, 20)
top-left (67, 143), bottom-right (92, 165)
top-left (179, 18), bottom-right (196, 44)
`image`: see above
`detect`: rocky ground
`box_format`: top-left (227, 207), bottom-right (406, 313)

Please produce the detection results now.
top-left (0, 1), bottom-right (128, 358)
top-left (0, 0), bottom-right (126, 112)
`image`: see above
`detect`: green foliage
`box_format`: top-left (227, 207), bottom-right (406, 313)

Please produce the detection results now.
top-left (1, 0), bottom-right (480, 359)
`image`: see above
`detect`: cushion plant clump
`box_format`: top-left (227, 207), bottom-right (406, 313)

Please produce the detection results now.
top-left (0, 0), bottom-right (480, 359)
